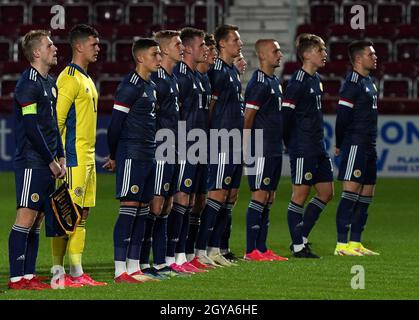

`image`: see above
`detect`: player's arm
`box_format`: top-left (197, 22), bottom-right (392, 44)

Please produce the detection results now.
top-left (281, 81), bottom-right (302, 149)
top-left (55, 121), bottom-right (66, 179)
top-left (175, 73), bottom-right (191, 113)
top-left (105, 83), bottom-right (138, 170)
top-left (335, 82), bottom-right (357, 155)
top-left (16, 81), bottom-right (61, 177)
top-left (56, 74), bottom-right (80, 134)
top-left (207, 68), bottom-right (224, 121)
top-left (243, 81), bottom-right (267, 161)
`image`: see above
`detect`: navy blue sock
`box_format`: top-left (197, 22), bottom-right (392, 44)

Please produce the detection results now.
top-left (175, 206), bottom-right (191, 254)
top-left (336, 191), bottom-right (359, 243)
top-left (256, 202), bottom-right (272, 253)
top-left (195, 198), bottom-right (222, 251)
top-left (113, 206), bottom-right (137, 262)
top-left (302, 197), bottom-right (327, 239)
top-left (140, 212), bottom-right (157, 265)
top-left (208, 206), bottom-right (227, 248)
top-left (9, 225), bottom-right (29, 278)
top-left (166, 203), bottom-right (187, 258)
top-left (24, 226), bottom-right (40, 276)
top-left (220, 202), bottom-right (234, 251)
top-left (152, 213), bottom-right (168, 265)
top-left (185, 211), bottom-right (201, 255)
top-left (287, 201), bottom-right (305, 245)
top-left (246, 200), bottom-right (265, 254)
top-left (350, 196), bottom-right (372, 242)
top-left (127, 206), bottom-right (149, 260)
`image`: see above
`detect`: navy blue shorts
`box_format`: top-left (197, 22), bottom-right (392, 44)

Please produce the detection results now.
top-left (290, 154), bottom-right (333, 185)
top-left (15, 168), bottom-right (55, 211)
top-left (208, 152), bottom-right (243, 191)
top-left (177, 161), bottom-right (208, 195)
top-left (337, 144), bottom-right (377, 185)
top-left (154, 160), bottom-right (178, 197)
top-left (246, 156), bottom-right (282, 191)
top-left (116, 158), bottom-right (156, 202)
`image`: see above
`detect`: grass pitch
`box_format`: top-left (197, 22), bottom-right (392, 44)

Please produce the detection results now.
top-left (0, 172), bottom-right (418, 300)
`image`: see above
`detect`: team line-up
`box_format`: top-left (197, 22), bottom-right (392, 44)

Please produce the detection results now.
top-left (7, 23), bottom-right (379, 290)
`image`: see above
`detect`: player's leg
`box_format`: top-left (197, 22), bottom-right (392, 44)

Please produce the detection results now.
top-left (335, 145), bottom-right (367, 256)
top-left (349, 152), bottom-right (379, 255)
top-left (9, 168), bottom-right (50, 290)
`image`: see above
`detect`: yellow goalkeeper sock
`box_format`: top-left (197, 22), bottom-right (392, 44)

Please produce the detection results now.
top-left (51, 236), bottom-right (69, 267)
top-left (68, 220), bottom-right (86, 277)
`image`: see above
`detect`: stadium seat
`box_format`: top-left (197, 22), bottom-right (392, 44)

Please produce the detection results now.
top-left (113, 40), bottom-right (133, 63)
top-left (321, 61), bottom-right (351, 77)
top-left (163, 2), bottom-right (189, 29)
top-left (375, 2), bottom-right (405, 24)
top-left (97, 76), bottom-right (121, 97)
top-left (409, 3), bottom-right (419, 24)
top-left (98, 97), bottom-right (114, 114)
top-left (281, 61), bottom-right (301, 78)
top-left (97, 40), bottom-right (111, 63)
top-left (94, 2), bottom-right (124, 25)
top-left (100, 61), bottom-right (133, 76)
top-left (322, 76), bottom-right (342, 97)
top-left (381, 62), bottom-right (417, 79)
top-left (340, 1), bottom-right (372, 25)
top-left (0, 76), bottom-right (19, 97)
top-left (0, 39), bottom-right (12, 63)
top-left (328, 39), bottom-right (352, 61)
top-left (396, 24), bottom-right (419, 39)
top-left (190, 2), bottom-right (222, 30)
top-left (310, 2), bottom-right (337, 24)
top-left (0, 2), bottom-right (26, 25)
top-left (115, 24), bottom-right (147, 39)
top-left (30, 3), bottom-right (91, 25)
top-left (296, 24), bottom-right (328, 40)
top-left (394, 40), bottom-right (419, 62)
top-left (93, 24), bottom-right (115, 40)
top-left (364, 24), bottom-right (396, 39)
top-left (53, 41), bottom-right (73, 65)
top-left (0, 61), bottom-right (29, 75)
top-left (371, 40), bottom-right (392, 63)
top-left (328, 24), bottom-right (361, 38)
top-left (126, 3), bottom-right (156, 26)
top-left (379, 76), bottom-right (412, 98)
top-left (0, 95), bottom-right (13, 114)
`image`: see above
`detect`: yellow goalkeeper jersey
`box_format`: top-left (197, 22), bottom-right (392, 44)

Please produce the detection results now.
top-left (56, 63), bottom-right (98, 166)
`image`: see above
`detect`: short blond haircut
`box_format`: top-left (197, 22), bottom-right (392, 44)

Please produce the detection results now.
top-left (153, 30), bottom-right (181, 48)
top-left (21, 30), bottom-right (50, 62)
top-left (295, 33), bottom-right (325, 62)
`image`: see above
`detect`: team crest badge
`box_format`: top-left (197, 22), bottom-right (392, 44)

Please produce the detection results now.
top-left (74, 187), bottom-right (83, 197)
top-left (51, 87), bottom-right (57, 98)
top-left (164, 183), bottom-right (170, 192)
top-left (263, 177), bottom-right (271, 185)
top-left (31, 193), bottom-right (39, 203)
top-left (304, 172), bottom-right (313, 181)
top-left (184, 179), bottom-right (192, 188)
top-left (131, 185), bottom-right (139, 194)
top-left (85, 87), bottom-right (89, 93)
top-left (224, 176), bottom-right (232, 185)
top-left (353, 170), bottom-right (362, 178)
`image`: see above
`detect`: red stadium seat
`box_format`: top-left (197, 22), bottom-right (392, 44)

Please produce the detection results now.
top-left (0, 61), bottom-right (29, 75)
top-left (126, 3), bottom-right (156, 26)
top-left (310, 2), bottom-right (337, 25)
top-left (296, 24), bottom-right (328, 40)
top-left (115, 24), bottom-right (147, 39)
top-left (321, 61), bottom-right (351, 77)
top-left (0, 39), bottom-right (12, 63)
top-left (100, 61), bottom-right (134, 76)
top-left (113, 40), bottom-right (133, 63)
top-left (322, 76), bottom-right (342, 97)
top-left (97, 40), bottom-right (111, 62)
top-left (394, 40), bottom-right (419, 62)
top-left (409, 3), bottom-right (419, 24)
top-left (94, 2), bottom-right (124, 25)
top-left (328, 24), bottom-right (361, 38)
top-left (0, 95), bottom-right (13, 114)
top-left (163, 2), bottom-right (189, 30)
top-left (380, 76), bottom-right (412, 98)
top-left (0, 3), bottom-right (26, 25)
top-left (328, 39), bottom-right (352, 61)
top-left (97, 76), bottom-right (121, 97)
top-left (375, 2), bottom-right (405, 24)
top-left (281, 61), bottom-right (301, 78)
top-left (380, 62), bottom-right (417, 79)
top-left (372, 40), bottom-right (392, 63)
top-left (0, 76), bottom-right (19, 97)
top-left (396, 24), bottom-right (419, 39)
top-left (98, 97), bottom-right (114, 114)
top-left (30, 3), bottom-right (91, 25)
top-left (364, 24), bottom-right (396, 39)
top-left (190, 2), bottom-right (222, 30)
top-left (341, 1), bottom-right (372, 25)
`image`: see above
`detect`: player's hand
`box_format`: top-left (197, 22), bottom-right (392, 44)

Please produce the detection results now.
top-left (334, 147), bottom-right (340, 156)
top-left (102, 157), bottom-right (116, 172)
top-left (49, 160), bottom-right (62, 179)
top-left (58, 157), bottom-right (66, 179)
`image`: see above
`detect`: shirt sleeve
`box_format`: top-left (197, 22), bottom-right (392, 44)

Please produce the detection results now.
top-left (56, 73), bottom-right (80, 134)
top-left (244, 80), bottom-right (269, 111)
top-left (15, 81), bottom-right (54, 164)
top-left (107, 83), bottom-right (139, 159)
top-left (335, 82), bottom-right (358, 148)
top-left (175, 73), bottom-right (192, 108)
top-left (208, 68), bottom-right (226, 101)
top-left (281, 80), bottom-right (303, 147)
